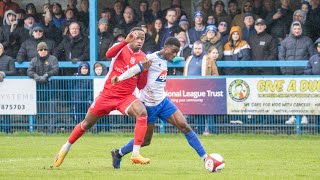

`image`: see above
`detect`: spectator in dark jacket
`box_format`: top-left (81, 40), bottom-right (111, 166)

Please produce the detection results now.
top-left (13, 14), bottom-right (35, 44)
top-left (16, 23), bottom-right (56, 63)
top-left (1, 10), bottom-right (19, 58)
top-left (159, 8), bottom-right (179, 49)
top-left (305, 0), bottom-right (320, 42)
top-left (0, 43), bottom-right (15, 81)
top-left (265, 0), bottom-right (293, 44)
top-left (187, 11), bottom-right (205, 46)
top-left (97, 18), bottom-right (113, 61)
top-left (248, 18), bottom-right (278, 75)
top-left (27, 42), bottom-right (59, 84)
top-left (279, 21), bottom-right (315, 75)
top-left (305, 38), bottom-right (320, 75)
top-left (53, 21), bottom-right (89, 63)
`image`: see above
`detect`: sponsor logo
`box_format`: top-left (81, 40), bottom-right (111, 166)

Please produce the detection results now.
top-left (130, 57), bottom-right (136, 64)
top-left (228, 79), bottom-right (250, 102)
top-left (156, 70), bottom-right (167, 82)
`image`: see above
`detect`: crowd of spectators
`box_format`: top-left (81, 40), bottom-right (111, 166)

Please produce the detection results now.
top-left (0, 0), bottom-right (320, 78)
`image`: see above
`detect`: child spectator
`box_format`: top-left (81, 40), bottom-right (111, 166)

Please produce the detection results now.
top-left (94, 62), bottom-right (108, 76)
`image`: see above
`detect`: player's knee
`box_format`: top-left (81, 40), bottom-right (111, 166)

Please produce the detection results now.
top-left (137, 109), bottom-right (147, 117)
top-left (83, 120), bottom-right (94, 129)
top-left (180, 122), bottom-right (192, 133)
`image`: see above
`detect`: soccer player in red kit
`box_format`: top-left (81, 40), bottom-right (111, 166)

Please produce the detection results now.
top-left (54, 27), bottom-right (151, 167)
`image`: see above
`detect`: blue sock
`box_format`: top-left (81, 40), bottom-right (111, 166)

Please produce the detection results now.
top-left (185, 130), bottom-right (206, 157)
top-left (119, 139), bottom-right (134, 156)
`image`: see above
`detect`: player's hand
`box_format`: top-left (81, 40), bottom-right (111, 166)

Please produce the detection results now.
top-left (141, 57), bottom-right (152, 70)
top-left (125, 31), bottom-right (137, 43)
top-left (111, 75), bottom-right (120, 84)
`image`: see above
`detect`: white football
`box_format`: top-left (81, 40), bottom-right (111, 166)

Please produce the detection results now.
top-left (204, 153), bottom-right (225, 172)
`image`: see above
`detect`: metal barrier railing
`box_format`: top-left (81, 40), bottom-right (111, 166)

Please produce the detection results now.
top-left (1, 77), bottom-right (319, 135)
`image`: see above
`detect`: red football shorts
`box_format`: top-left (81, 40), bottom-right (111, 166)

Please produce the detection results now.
top-left (88, 93), bottom-right (138, 116)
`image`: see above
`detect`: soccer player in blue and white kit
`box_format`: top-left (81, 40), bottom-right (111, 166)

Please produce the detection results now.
top-left (110, 37), bottom-right (208, 169)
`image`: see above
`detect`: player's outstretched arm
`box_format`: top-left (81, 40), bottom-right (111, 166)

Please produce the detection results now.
top-left (111, 58), bottom-right (151, 84)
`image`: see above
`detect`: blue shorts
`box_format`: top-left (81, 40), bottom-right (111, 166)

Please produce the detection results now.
top-left (145, 96), bottom-right (178, 124)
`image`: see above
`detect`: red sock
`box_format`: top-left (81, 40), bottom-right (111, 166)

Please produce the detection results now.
top-left (68, 121), bottom-right (87, 144)
top-left (134, 115), bottom-right (147, 145)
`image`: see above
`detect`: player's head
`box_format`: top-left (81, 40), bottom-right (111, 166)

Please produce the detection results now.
top-left (129, 27), bottom-right (145, 52)
top-left (162, 37), bottom-right (180, 61)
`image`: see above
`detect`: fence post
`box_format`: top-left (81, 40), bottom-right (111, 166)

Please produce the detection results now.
top-left (160, 120), bottom-right (165, 134)
top-left (296, 115), bottom-right (301, 135)
top-left (29, 115), bottom-right (34, 133)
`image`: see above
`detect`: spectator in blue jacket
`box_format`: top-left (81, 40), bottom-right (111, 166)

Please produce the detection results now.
top-left (305, 38), bottom-right (320, 75)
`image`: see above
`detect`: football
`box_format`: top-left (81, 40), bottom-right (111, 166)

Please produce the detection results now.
top-left (204, 153), bottom-right (225, 172)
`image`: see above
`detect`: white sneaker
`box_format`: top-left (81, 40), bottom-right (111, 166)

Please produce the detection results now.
top-left (285, 116), bottom-right (296, 124)
top-left (301, 115), bottom-right (308, 125)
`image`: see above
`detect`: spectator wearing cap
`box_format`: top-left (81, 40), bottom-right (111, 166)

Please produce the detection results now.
top-left (1, 10), bottom-right (19, 58)
top-left (97, 18), bottom-right (113, 61)
top-left (242, 12), bottom-right (255, 41)
top-left (27, 42), bottom-right (59, 84)
top-left (25, 3), bottom-right (41, 22)
top-left (213, 0), bottom-right (231, 25)
top-left (223, 26), bottom-right (251, 75)
top-left (305, 38), bottom-right (320, 75)
top-left (16, 23), bottom-right (56, 64)
top-left (279, 21), bottom-right (315, 75)
top-left (231, 0), bottom-right (259, 28)
top-left (150, 0), bottom-right (163, 20)
top-left (178, 15), bottom-right (189, 33)
top-left (248, 18), bottom-right (278, 75)
top-left (53, 21), bottom-right (89, 68)
top-left (51, 2), bottom-right (65, 29)
top-left (0, 43), bottom-right (16, 81)
top-left (13, 14), bottom-right (35, 44)
top-left (200, 24), bottom-right (223, 60)
top-left (265, 0), bottom-right (293, 44)
top-left (159, 8), bottom-right (179, 49)
top-left (187, 11), bottom-right (205, 46)
top-left (0, 0), bottom-right (19, 18)
top-left (218, 19), bottom-right (229, 45)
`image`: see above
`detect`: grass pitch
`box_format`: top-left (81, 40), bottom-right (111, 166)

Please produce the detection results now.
top-left (0, 133), bottom-right (319, 180)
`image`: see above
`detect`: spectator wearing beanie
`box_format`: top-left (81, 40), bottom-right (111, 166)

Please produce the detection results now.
top-left (178, 15), bottom-right (189, 33)
top-left (200, 24), bottom-right (223, 59)
top-left (187, 11), bottom-right (205, 46)
top-left (16, 23), bottom-right (56, 64)
top-left (97, 18), bottom-right (113, 61)
top-left (27, 42), bottom-right (59, 84)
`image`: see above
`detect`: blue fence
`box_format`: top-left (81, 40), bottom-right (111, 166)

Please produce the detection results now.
top-left (1, 75), bottom-right (319, 135)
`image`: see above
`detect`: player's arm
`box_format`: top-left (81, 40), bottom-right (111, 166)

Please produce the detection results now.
top-left (111, 57), bottom-right (151, 84)
top-left (106, 31), bottom-right (137, 58)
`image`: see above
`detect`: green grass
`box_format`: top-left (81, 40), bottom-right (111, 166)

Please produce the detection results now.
top-left (0, 133), bottom-right (320, 179)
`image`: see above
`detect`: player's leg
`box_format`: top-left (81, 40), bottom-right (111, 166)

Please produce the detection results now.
top-left (111, 124), bottom-right (155, 168)
top-left (117, 95), bottom-right (150, 164)
top-left (54, 94), bottom-right (110, 167)
top-left (55, 112), bottom-right (102, 167)
top-left (167, 110), bottom-right (207, 161)
top-left (159, 97), bottom-right (207, 161)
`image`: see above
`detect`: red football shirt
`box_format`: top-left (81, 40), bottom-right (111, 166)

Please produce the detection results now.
top-left (102, 41), bottom-right (146, 98)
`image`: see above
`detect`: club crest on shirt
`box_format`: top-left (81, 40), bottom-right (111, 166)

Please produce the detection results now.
top-left (130, 57), bottom-right (136, 64)
top-left (156, 70), bottom-right (167, 82)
